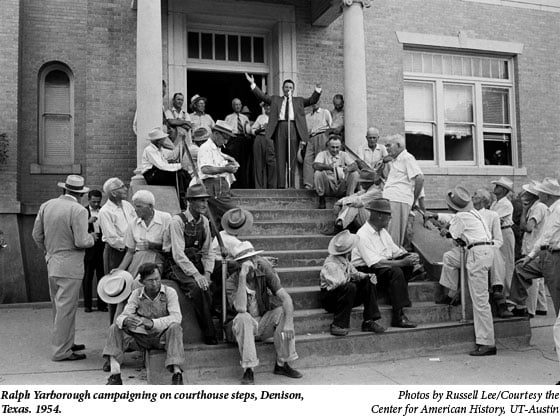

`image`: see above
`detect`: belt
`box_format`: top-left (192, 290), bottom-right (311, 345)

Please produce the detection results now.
top-left (501, 225), bottom-right (513, 230)
top-left (540, 245), bottom-right (560, 253)
top-left (467, 241), bottom-right (494, 250)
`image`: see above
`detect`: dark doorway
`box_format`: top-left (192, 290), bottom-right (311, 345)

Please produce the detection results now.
top-left (186, 70), bottom-right (267, 122)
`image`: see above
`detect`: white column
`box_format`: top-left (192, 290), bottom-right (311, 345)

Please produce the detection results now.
top-left (342, 0), bottom-right (369, 159)
top-left (134, 0), bottom-right (163, 179)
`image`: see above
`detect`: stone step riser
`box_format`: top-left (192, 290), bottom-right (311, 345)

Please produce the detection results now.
top-left (250, 209), bottom-right (335, 222)
top-left (264, 251), bottom-right (327, 268)
top-left (239, 235), bottom-right (332, 250)
top-left (252, 222), bottom-right (333, 235)
top-left (231, 189), bottom-right (322, 197)
top-left (231, 197), bottom-right (337, 209)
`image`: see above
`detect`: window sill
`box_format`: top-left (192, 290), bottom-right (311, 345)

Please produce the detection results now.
top-left (30, 163), bottom-right (82, 175)
top-left (420, 166), bottom-right (527, 176)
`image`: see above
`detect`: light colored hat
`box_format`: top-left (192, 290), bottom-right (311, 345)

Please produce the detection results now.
top-left (522, 181), bottom-right (540, 197)
top-left (365, 198), bottom-right (392, 214)
top-left (446, 186), bottom-right (473, 212)
top-left (147, 127), bottom-right (168, 142)
top-left (491, 176), bottom-right (513, 191)
top-left (328, 230), bottom-right (359, 256)
top-left (221, 208), bottom-right (254, 235)
top-left (190, 94), bottom-right (206, 108)
top-left (212, 120), bottom-right (234, 137)
top-left (192, 127), bottom-right (211, 143)
top-left (57, 175), bottom-right (89, 194)
top-left (97, 270), bottom-right (135, 304)
top-left (233, 241), bottom-right (264, 261)
top-left (357, 169), bottom-right (379, 183)
top-left (533, 177), bottom-right (560, 196)
top-left (103, 177), bottom-right (125, 195)
top-left (186, 183), bottom-right (211, 199)
top-left (241, 105), bottom-right (251, 115)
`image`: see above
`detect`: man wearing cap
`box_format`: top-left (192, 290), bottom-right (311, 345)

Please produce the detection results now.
top-left (333, 169), bottom-right (383, 231)
top-left (226, 241), bottom-right (302, 385)
top-left (165, 92), bottom-right (192, 144)
top-left (426, 186), bottom-right (496, 356)
top-left (313, 135), bottom-right (359, 209)
top-left (351, 198), bottom-right (419, 330)
top-left (321, 230), bottom-right (384, 336)
top-left (168, 184), bottom-right (218, 345)
top-left (509, 177), bottom-right (560, 317)
top-left (99, 177), bottom-right (137, 323)
top-left (252, 102), bottom-right (277, 189)
top-left (189, 94), bottom-right (215, 143)
top-left (303, 101), bottom-right (332, 190)
top-left (245, 73), bottom-right (321, 188)
top-left (32, 175), bottom-right (96, 361)
top-left (103, 263), bottom-right (185, 385)
top-left (490, 177), bottom-right (515, 298)
top-left (224, 98), bottom-right (252, 189)
top-left (383, 134), bottom-right (424, 247)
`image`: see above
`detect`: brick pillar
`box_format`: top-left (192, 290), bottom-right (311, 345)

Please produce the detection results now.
top-left (342, 0), bottom-right (370, 159)
top-left (133, 0), bottom-right (164, 182)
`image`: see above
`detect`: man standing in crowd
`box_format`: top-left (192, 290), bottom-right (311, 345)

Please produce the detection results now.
top-left (303, 101), bottom-right (332, 189)
top-left (32, 175), bottom-right (95, 361)
top-left (245, 72), bottom-right (321, 188)
top-left (252, 102), bottom-right (276, 189)
top-left (83, 189), bottom-right (107, 313)
top-left (99, 177), bottom-right (137, 323)
top-left (189, 94), bottom-right (215, 146)
top-left (330, 94), bottom-right (344, 138)
top-left (168, 184), bottom-right (218, 345)
top-left (165, 92), bottom-right (192, 145)
top-left (383, 134), bottom-right (424, 247)
top-left (224, 98), bottom-right (251, 188)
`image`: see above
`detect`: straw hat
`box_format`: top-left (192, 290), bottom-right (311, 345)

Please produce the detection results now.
top-left (328, 230), bottom-right (359, 256)
top-left (57, 175), bottom-right (89, 194)
top-left (357, 169), bottom-right (379, 183)
top-left (192, 127), bottom-right (211, 143)
top-left (521, 181), bottom-right (539, 197)
top-left (97, 270), bottom-right (135, 304)
top-left (446, 186), bottom-right (473, 212)
top-left (233, 241), bottom-right (264, 261)
top-left (491, 177), bottom-right (513, 191)
top-left (147, 128), bottom-right (168, 142)
top-left (533, 177), bottom-right (560, 196)
top-left (190, 94), bottom-right (206, 108)
top-left (221, 208), bottom-right (254, 235)
top-left (212, 120), bottom-right (234, 137)
top-left (365, 198), bottom-right (392, 214)
top-left (186, 184), bottom-right (211, 199)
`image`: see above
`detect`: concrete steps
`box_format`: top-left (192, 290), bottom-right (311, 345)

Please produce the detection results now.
top-left (240, 234), bottom-right (331, 250)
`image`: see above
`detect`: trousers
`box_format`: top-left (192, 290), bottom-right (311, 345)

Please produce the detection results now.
top-left (253, 134), bottom-right (277, 189)
top-left (303, 132), bottom-right (329, 188)
top-left (48, 276), bottom-right (82, 361)
top-left (387, 201), bottom-right (410, 247)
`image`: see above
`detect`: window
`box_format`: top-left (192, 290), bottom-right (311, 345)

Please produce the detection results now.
top-left (187, 31), bottom-right (266, 64)
top-left (404, 51), bottom-right (515, 167)
top-left (38, 63), bottom-right (74, 166)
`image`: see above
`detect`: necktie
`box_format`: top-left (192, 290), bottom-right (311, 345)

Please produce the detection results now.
top-left (284, 97), bottom-right (290, 121)
top-left (237, 114), bottom-right (243, 135)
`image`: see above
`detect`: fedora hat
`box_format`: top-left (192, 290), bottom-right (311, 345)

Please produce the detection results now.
top-left (522, 181), bottom-right (540, 197)
top-left (491, 176), bottom-right (513, 191)
top-left (147, 127), bottom-right (168, 143)
top-left (446, 186), bottom-right (473, 212)
top-left (357, 169), bottom-right (379, 183)
top-left (328, 230), bottom-right (360, 256)
top-left (212, 120), bottom-right (234, 137)
top-left (233, 241), bottom-right (264, 261)
top-left (186, 183), bottom-right (211, 199)
top-left (533, 177), bottom-right (560, 196)
top-left (221, 208), bottom-right (254, 235)
top-left (97, 270), bottom-right (135, 304)
top-left (365, 198), bottom-right (392, 214)
top-left (57, 174), bottom-right (89, 194)
top-left (192, 127), bottom-right (210, 143)
top-left (190, 94), bottom-right (207, 108)
top-left (240, 105), bottom-right (251, 115)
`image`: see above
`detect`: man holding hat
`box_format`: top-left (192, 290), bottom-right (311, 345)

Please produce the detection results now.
top-left (225, 241), bottom-right (302, 385)
top-left (252, 102), bottom-right (277, 189)
top-left (509, 177), bottom-right (560, 316)
top-left (490, 177), bottom-right (515, 298)
top-left (351, 198), bottom-right (419, 330)
top-left (32, 175), bottom-right (95, 361)
top-left (426, 186), bottom-right (496, 356)
top-left (168, 184), bottom-right (218, 345)
top-left (103, 263), bottom-right (185, 385)
top-left (321, 230), bottom-right (384, 336)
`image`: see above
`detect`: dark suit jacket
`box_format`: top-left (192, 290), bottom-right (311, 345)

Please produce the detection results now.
top-left (251, 86), bottom-right (320, 144)
top-left (85, 205), bottom-right (104, 261)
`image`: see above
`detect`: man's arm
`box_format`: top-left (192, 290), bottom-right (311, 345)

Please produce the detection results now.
top-left (412, 174), bottom-right (424, 206)
top-left (200, 218), bottom-right (216, 280)
top-left (275, 288), bottom-right (295, 339)
top-left (32, 206), bottom-right (45, 251)
top-left (116, 289), bottom-right (140, 328)
top-left (245, 73), bottom-right (272, 105)
top-left (98, 208), bottom-right (126, 250)
top-left (150, 287), bottom-right (182, 332)
top-left (233, 263), bottom-right (250, 313)
top-left (303, 84), bottom-right (322, 107)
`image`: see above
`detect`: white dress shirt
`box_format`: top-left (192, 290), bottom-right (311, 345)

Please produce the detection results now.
top-left (211, 230), bottom-right (242, 261)
top-left (522, 201), bottom-right (548, 255)
top-left (198, 138), bottom-right (235, 185)
top-left (351, 222), bottom-right (404, 268)
top-left (124, 210), bottom-right (172, 252)
top-left (99, 199), bottom-right (137, 251)
top-left (306, 108), bottom-right (332, 136)
top-left (478, 208), bottom-right (503, 248)
top-left (383, 150), bottom-right (423, 206)
top-left (363, 144), bottom-right (388, 169)
top-left (490, 196), bottom-right (514, 227)
top-left (529, 199), bottom-right (560, 258)
top-left (251, 114), bottom-right (269, 135)
top-left (141, 143), bottom-right (182, 173)
top-left (225, 112), bottom-right (250, 135)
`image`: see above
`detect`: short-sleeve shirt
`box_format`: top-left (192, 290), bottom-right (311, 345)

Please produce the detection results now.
top-left (124, 210), bottom-right (172, 252)
top-left (189, 112), bottom-right (215, 133)
top-left (198, 138), bottom-right (231, 183)
top-left (490, 196), bottom-right (514, 227)
top-left (383, 150), bottom-right (422, 206)
top-left (314, 150), bottom-right (354, 167)
top-left (351, 222), bottom-right (403, 268)
top-left (522, 201), bottom-right (548, 255)
top-left (363, 144), bottom-right (388, 168)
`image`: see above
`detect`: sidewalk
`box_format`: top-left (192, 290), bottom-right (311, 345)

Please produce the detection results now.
top-left (0, 304), bottom-right (557, 386)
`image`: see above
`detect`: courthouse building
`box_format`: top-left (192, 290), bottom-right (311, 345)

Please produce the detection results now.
top-left (1, 0), bottom-right (559, 302)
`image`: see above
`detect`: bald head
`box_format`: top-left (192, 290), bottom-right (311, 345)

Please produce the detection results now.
top-left (232, 98), bottom-right (242, 113)
top-left (366, 127), bottom-right (380, 149)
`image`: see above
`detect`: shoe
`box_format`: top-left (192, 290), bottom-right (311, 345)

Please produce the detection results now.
top-left (204, 336), bottom-right (218, 345)
top-left (171, 372), bottom-right (183, 385)
top-left (106, 374), bottom-right (122, 385)
top-left (497, 304), bottom-right (514, 318)
top-left (330, 324), bottom-right (349, 336)
top-left (241, 368), bottom-right (254, 385)
top-left (536, 310), bottom-right (548, 316)
top-left (391, 315), bottom-right (417, 328)
top-left (436, 295), bottom-right (460, 306)
top-left (102, 359), bottom-right (110, 372)
top-left (318, 196), bottom-right (326, 209)
top-left (469, 345), bottom-right (497, 356)
top-left (59, 353), bottom-right (86, 361)
top-left (97, 307), bottom-right (108, 312)
top-left (273, 363), bottom-right (303, 379)
top-left (71, 344), bottom-right (85, 352)
top-left (512, 307), bottom-right (529, 317)
top-left (361, 320), bottom-right (386, 334)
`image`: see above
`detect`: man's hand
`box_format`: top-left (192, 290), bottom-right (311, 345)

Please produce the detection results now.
top-left (194, 272), bottom-right (209, 290)
top-left (88, 216), bottom-right (98, 224)
top-left (245, 73), bottom-right (255, 85)
top-left (281, 321), bottom-right (295, 340)
top-left (401, 256), bottom-right (415, 267)
top-left (226, 164), bottom-right (238, 174)
top-left (315, 82), bottom-right (321, 89)
top-left (240, 260), bottom-right (255, 275)
top-left (140, 317), bottom-right (154, 330)
top-left (439, 228), bottom-right (449, 238)
top-left (517, 256), bottom-right (533, 267)
top-left (123, 316), bottom-right (142, 329)
top-left (382, 156), bottom-right (393, 163)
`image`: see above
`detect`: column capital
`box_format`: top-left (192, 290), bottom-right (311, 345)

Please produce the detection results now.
top-left (341, 0), bottom-right (371, 8)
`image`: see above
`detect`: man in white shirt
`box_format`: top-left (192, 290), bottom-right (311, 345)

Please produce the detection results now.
top-left (189, 94), bottom-right (215, 146)
top-left (224, 98), bottom-right (251, 188)
top-left (383, 134), bottom-right (424, 247)
top-left (360, 127), bottom-right (388, 172)
top-left (303, 102), bottom-right (332, 189)
top-left (165, 92), bottom-right (192, 145)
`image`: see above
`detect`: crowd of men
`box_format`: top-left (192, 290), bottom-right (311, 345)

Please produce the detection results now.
top-left (30, 76), bottom-right (560, 386)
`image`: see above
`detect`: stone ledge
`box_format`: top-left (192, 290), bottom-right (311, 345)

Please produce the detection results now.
top-left (30, 163), bottom-right (82, 175)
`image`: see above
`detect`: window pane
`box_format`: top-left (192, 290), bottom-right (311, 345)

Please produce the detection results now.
top-left (45, 72), bottom-right (70, 113)
top-left (444, 84), bottom-right (473, 122)
top-left (240, 36), bottom-right (252, 62)
top-left (405, 122), bottom-right (434, 161)
top-left (484, 133), bottom-right (512, 165)
top-left (403, 51), bottom-right (413, 72)
top-left (215, 34), bottom-right (226, 60)
top-left (443, 55), bottom-right (452, 75)
top-left (482, 87), bottom-right (510, 125)
top-left (472, 58), bottom-right (481, 77)
top-left (188, 32), bottom-right (199, 59)
top-left (452, 56), bottom-right (462, 76)
top-left (404, 82), bottom-right (433, 121)
top-left (444, 125), bottom-right (473, 161)
top-left (227, 35), bottom-right (238, 61)
top-left (412, 52), bottom-right (422, 72)
top-left (422, 53), bottom-right (432, 73)
top-left (490, 59), bottom-right (500, 79)
top-left (253, 37), bottom-right (264, 63)
top-left (44, 115), bottom-right (72, 164)
top-left (201, 33), bottom-right (213, 59)
top-left (500, 61), bottom-right (509, 79)
top-left (481, 58), bottom-right (491, 78)
top-left (432, 54), bottom-right (442, 74)
top-left (462, 57), bottom-right (472, 77)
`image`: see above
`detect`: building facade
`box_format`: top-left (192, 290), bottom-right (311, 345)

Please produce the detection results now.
top-left (1, 0), bottom-right (559, 302)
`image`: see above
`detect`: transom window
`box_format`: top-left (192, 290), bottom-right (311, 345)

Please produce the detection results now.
top-left (188, 31), bottom-right (266, 64)
top-left (403, 50), bottom-right (515, 167)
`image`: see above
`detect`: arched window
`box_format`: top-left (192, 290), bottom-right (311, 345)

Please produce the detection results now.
top-left (38, 63), bottom-right (74, 166)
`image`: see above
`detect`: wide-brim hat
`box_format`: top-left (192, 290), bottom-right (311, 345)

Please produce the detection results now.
top-left (192, 127), bottom-right (211, 143)
top-left (212, 120), bottom-right (234, 137)
top-left (365, 198), bottom-right (392, 214)
top-left (240, 106), bottom-right (251, 115)
top-left (190, 94), bottom-right (207, 108)
top-left (221, 208), bottom-right (254, 235)
top-left (186, 183), bottom-right (211, 199)
top-left (357, 169), bottom-right (379, 183)
top-left (233, 241), bottom-right (264, 261)
top-left (57, 174), bottom-right (89, 194)
top-left (491, 176), bottom-right (513, 191)
top-left (147, 127), bottom-right (168, 143)
top-left (328, 230), bottom-right (360, 256)
top-left (97, 270), bottom-right (135, 304)
top-left (446, 186), bottom-right (473, 212)
top-left (533, 177), bottom-right (560, 196)
top-left (522, 181), bottom-right (540, 197)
